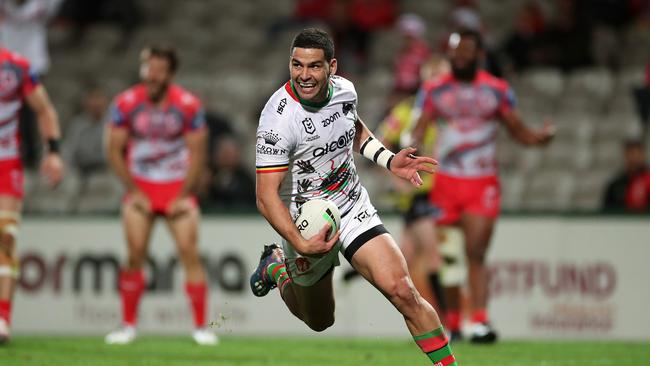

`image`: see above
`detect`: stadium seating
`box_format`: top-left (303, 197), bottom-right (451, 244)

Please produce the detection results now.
top-left (19, 0), bottom-right (650, 214)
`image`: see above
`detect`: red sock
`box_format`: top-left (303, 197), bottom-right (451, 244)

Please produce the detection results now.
top-left (0, 300), bottom-right (11, 324)
top-left (185, 282), bottom-right (207, 328)
top-left (119, 270), bottom-right (145, 326)
top-left (445, 310), bottom-right (461, 332)
top-left (472, 308), bottom-right (488, 324)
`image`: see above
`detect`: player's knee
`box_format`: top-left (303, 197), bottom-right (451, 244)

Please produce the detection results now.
top-left (466, 247), bottom-right (487, 264)
top-left (0, 220), bottom-right (18, 255)
top-left (386, 276), bottom-right (420, 312)
top-left (304, 314), bottom-right (335, 332)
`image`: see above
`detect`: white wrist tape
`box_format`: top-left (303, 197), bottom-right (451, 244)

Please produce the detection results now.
top-left (360, 136), bottom-right (395, 170)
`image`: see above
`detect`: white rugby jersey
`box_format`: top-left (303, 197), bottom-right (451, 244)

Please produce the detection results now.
top-left (256, 76), bottom-right (363, 217)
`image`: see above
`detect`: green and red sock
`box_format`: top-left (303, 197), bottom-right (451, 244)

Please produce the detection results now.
top-left (414, 326), bottom-right (458, 365)
top-left (267, 262), bottom-right (291, 293)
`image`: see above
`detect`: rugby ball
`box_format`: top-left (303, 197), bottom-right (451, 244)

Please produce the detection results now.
top-left (295, 199), bottom-right (341, 241)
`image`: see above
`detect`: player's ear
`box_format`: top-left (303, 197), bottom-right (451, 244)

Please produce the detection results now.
top-left (329, 58), bottom-right (337, 76)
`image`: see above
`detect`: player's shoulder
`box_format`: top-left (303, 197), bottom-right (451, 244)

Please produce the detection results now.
top-left (169, 84), bottom-right (201, 109)
top-left (113, 84), bottom-right (146, 110)
top-left (260, 82), bottom-right (299, 124)
top-left (0, 48), bottom-right (30, 69)
top-left (476, 70), bottom-right (510, 91)
top-left (330, 75), bottom-right (357, 98)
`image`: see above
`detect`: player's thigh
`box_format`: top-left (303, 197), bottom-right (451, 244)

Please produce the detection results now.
top-left (292, 269), bottom-right (335, 319)
top-left (165, 205), bottom-right (200, 257)
top-left (122, 202), bottom-right (155, 255)
top-left (350, 233), bottom-right (412, 297)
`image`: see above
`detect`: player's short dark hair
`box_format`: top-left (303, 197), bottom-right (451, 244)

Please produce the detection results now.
top-left (291, 28), bottom-right (335, 61)
top-left (458, 28), bottom-right (484, 51)
top-left (141, 44), bottom-right (179, 72)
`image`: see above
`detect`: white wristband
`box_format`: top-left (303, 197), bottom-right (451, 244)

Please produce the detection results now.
top-left (360, 136), bottom-right (395, 170)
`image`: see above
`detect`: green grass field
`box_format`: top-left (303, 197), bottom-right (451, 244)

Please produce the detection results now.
top-left (1, 337), bottom-right (648, 366)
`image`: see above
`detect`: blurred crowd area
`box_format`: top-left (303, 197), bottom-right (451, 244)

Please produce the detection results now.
top-left (4, 0), bottom-right (650, 215)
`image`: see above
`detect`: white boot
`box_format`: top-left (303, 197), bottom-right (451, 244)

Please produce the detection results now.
top-left (0, 318), bottom-right (10, 344)
top-left (192, 327), bottom-right (218, 346)
top-left (105, 325), bottom-right (137, 345)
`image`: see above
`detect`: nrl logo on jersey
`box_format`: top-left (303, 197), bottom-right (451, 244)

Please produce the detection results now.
top-left (302, 117), bottom-right (316, 134)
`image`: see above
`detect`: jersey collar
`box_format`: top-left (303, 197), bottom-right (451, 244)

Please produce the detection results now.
top-left (287, 80), bottom-right (333, 109)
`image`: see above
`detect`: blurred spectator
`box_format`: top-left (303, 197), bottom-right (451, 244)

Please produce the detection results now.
top-left (329, 0), bottom-right (397, 76)
top-left (589, 0), bottom-right (632, 70)
top-left (63, 84), bottom-right (108, 175)
top-left (538, 0), bottom-right (593, 72)
top-left (0, 0), bottom-right (63, 168)
top-left (633, 59), bottom-right (650, 138)
top-left (269, 0), bottom-right (397, 77)
top-left (390, 14), bottom-right (431, 104)
top-left (205, 109), bottom-right (235, 166)
top-left (199, 136), bottom-right (255, 211)
top-left (501, 2), bottom-right (547, 72)
top-left (629, 0), bottom-right (650, 27)
top-left (57, 0), bottom-right (141, 50)
top-left (602, 139), bottom-right (650, 212)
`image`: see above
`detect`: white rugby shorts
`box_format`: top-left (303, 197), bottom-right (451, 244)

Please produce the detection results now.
top-left (283, 187), bottom-right (389, 286)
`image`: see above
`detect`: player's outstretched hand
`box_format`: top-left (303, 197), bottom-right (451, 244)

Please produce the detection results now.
top-left (536, 120), bottom-right (555, 146)
top-left (390, 147), bottom-right (438, 187)
top-left (300, 224), bottom-right (340, 256)
top-left (40, 152), bottom-right (64, 188)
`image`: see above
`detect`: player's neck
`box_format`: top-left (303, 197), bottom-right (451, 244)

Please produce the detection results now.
top-left (290, 81), bottom-right (333, 109)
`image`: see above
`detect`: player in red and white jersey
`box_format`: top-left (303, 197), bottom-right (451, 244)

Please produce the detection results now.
top-left (0, 47), bottom-right (63, 344)
top-left (105, 45), bottom-right (216, 346)
top-left (412, 30), bottom-right (555, 343)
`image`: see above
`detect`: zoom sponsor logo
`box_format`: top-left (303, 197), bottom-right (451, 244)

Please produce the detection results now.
top-left (321, 111), bottom-right (340, 127)
top-left (312, 127), bottom-right (355, 157)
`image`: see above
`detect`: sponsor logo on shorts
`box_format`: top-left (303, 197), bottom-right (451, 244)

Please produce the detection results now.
top-left (353, 209), bottom-right (371, 223)
top-left (312, 128), bottom-right (355, 157)
top-left (302, 117), bottom-right (316, 134)
top-left (295, 257), bottom-right (311, 273)
top-left (277, 98), bottom-right (287, 114)
top-left (321, 111), bottom-right (340, 127)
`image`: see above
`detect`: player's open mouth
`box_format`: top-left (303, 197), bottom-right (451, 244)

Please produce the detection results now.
top-left (297, 82), bottom-right (316, 92)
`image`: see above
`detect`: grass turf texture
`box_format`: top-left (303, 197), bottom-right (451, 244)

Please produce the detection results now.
top-left (1, 337), bottom-right (648, 365)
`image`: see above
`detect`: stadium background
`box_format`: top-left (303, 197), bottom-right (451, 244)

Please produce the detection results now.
top-left (2, 0), bottom-right (650, 364)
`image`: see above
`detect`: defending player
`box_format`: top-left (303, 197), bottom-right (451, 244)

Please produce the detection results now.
top-left (105, 45), bottom-right (216, 346)
top-left (411, 30), bottom-right (555, 343)
top-left (0, 47), bottom-right (64, 344)
top-left (250, 29), bottom-right (458, 365)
